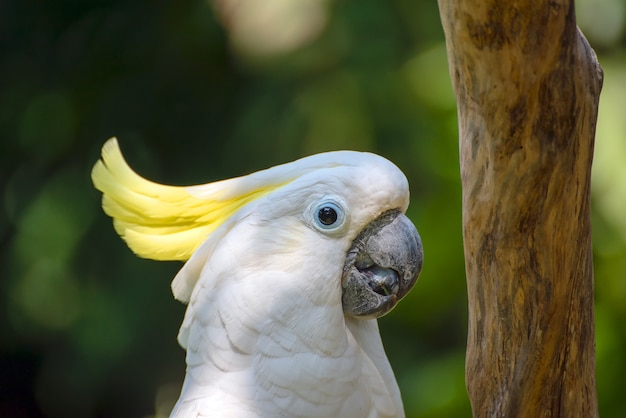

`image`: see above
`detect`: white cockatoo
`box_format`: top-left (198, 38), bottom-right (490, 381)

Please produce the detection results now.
top-left (92, 138), bottom-right (423, 418)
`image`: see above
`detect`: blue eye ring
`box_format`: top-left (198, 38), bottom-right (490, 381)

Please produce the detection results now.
top-left (313, 201), bottom-right (345, 230)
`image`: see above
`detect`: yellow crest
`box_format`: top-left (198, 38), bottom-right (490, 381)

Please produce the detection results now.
top-left (91, 138), bottom-right (284, 261)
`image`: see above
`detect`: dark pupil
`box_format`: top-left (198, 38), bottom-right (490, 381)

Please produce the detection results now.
top-left (318, 206), bottom-right (338, 225)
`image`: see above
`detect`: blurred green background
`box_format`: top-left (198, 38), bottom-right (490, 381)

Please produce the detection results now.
top-left (1, 0), bottom-right (624, 417)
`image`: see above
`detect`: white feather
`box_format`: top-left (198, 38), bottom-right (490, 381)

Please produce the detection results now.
top-left (167, 151), bottom-right (410, 417)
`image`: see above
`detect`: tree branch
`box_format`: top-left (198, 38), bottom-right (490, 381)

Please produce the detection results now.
top-left (437, 0), bottom-right (603, 416)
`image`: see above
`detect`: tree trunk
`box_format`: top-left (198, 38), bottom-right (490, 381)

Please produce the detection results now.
top-left (437, 1), bottom-right (603, 417)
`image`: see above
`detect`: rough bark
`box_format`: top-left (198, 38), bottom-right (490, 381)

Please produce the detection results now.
top-left (437, 1), bottom-right (603, 417)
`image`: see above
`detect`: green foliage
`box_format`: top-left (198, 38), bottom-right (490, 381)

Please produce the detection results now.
top-left (0, 0), bottom-right (623, 417)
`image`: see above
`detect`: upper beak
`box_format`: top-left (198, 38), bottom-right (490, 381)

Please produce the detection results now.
top-left (341, 210), bottom-right (423, 319)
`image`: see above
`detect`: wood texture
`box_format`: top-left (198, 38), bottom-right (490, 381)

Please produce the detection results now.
top-left (437, 1), bottom-right (603, 416)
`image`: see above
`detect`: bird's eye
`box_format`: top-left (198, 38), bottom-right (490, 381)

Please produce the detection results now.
top-left (313, 201), bottom-right (345, 231)
top-left (318, 206), bottom-right (338, 225)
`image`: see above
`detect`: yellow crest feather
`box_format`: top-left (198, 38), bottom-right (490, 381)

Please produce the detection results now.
top-left (91, 138), bottom-right (283, 261)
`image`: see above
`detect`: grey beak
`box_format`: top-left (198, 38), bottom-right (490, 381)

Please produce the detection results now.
top-left (342, 210), bottom-right (423, 319)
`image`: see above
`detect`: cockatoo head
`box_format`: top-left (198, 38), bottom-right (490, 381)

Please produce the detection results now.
top-left (92, 138), bottom-right (423, 319)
